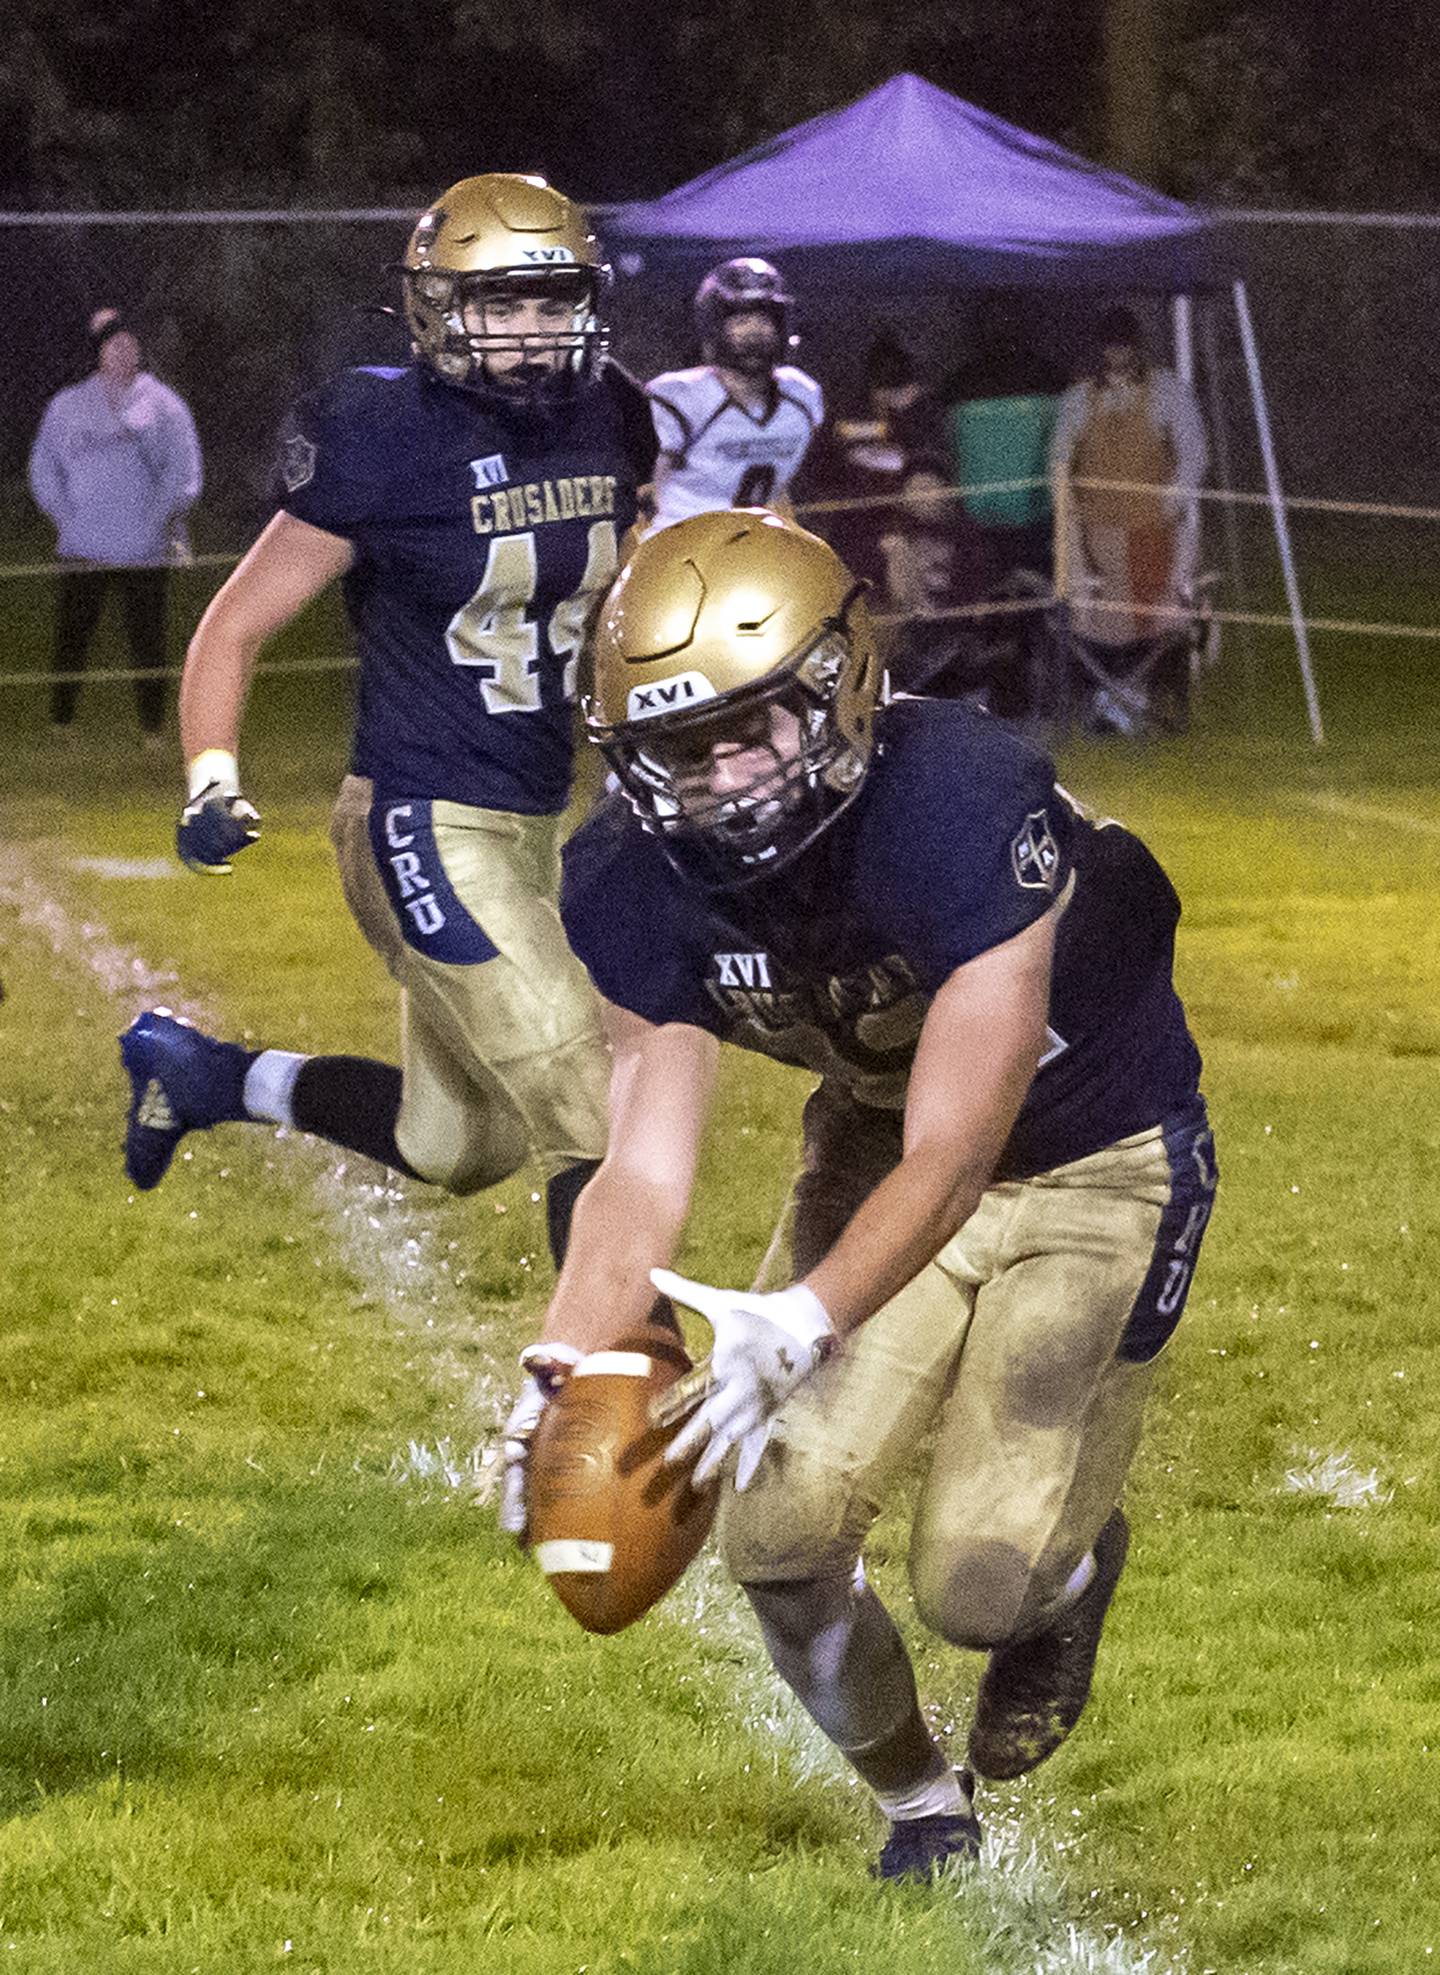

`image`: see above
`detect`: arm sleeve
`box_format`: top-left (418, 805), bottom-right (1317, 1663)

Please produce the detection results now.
top-left (872, 737), bottom-right (1074, 988)
top-left (27, 399), bottom-right (67, 525)
top-left (645, 385), bottom-right (692, 463)
top-left (606, 363), bottom-right (661, 483)
top-left (156, 391), bottom-right (204, 517)
top-left (560, 813), bottom-right (703, 1027)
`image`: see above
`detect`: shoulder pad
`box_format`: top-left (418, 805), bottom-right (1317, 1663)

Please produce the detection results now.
top-left (599, 357), bottom-right (647, 406)
top-left (294, 364), bottom-right (414, 434)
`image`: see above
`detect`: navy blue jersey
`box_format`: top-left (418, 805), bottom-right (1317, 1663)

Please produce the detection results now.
top-left (561, 698), bottom-right (1202, 1179)
top-left (277, 361), bottom-right (657, 814)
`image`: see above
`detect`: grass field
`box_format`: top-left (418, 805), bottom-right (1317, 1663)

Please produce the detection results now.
top-left (1, 579), bottom-right (1438, 1973)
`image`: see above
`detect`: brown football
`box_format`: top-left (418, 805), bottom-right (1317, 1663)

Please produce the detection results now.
top-left (527, 1327), bottom-right (718, 1635)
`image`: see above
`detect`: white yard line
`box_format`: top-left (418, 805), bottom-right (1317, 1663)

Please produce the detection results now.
top-left (1, 839), bottom-right (1183, 1975)
top-left (67, 855), bottom-right (181, 880)
top-left (0, 839), bottom-right (501, 1415)
top-left (1300, 791), bottom-right (1440, 839)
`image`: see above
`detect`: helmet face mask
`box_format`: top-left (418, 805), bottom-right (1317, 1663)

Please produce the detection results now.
top-left (405, 265), bottom-right (603, 398)
top-left (402, 175), bottom-right (611, 404)
top-left (586, 512), bottom-right (879, 889)
top-left (609, 630), bottom-right (867, 882)
top-left (711, 305), bottom-right (786, 379)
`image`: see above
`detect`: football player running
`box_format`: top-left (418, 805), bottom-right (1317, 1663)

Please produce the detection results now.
top-left (503, 509), bottom-right (1218, 1881)
top-left (644, 259), bottom-right (823, 534)
top-left (119, 175), bottom-right (657, 1271)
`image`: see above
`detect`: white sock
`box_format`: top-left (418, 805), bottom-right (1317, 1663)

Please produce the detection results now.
top-left (1018, 1548), bottom-right (1098, 1640)
top-left (874, 1767), bottom-right (969, 1823)
top-left (1063, 1549), bottom-right (1097, 1604)
top-left (243, 1050), bottom-right (309, 1126)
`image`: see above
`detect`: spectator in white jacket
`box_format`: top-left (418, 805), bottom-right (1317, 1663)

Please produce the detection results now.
top-left (28, 308), bottom-right (203, 743)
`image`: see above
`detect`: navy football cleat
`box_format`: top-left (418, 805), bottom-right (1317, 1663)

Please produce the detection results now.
top-left (968, 1508), bottom-right (1131, 1782)
top-left (119, 1008), bottom-right (251, 1190)
top-left (871, 1773), bottom-right (982, 1884)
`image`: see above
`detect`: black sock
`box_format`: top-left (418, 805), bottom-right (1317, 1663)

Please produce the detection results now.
top-left (543, 1158), bottom-right (679, 1332)
top-left (290, 1056), bottom-right (422, 1179)
top-left (545, 1158), bottom-right (599, 1269)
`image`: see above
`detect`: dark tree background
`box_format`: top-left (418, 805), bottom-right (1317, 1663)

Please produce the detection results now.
top-left (1, 0), bottom-right (1435, 209)
top-left (3, 0), bottom-right (1436, 510)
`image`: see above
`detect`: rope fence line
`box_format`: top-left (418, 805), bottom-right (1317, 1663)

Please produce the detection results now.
top-left (6, 203), bottom-right (1440, 230)
top-left (2, 471), bottom-right (1438, 690)
top-left (1065, 480), bottom-right (1440, 524)
top-left (0, 206), bottom-right (421, 226)
top-left (4, 476), bottom-right (1439, 587)
top-left (4, 599), bottom-right (1439, 694)
top-left (799, 477), bottom-right (1440, 526)
top-left (793, 475), bottom-right (1048, 517)
top-left (0, 550), bottom-right (241, 582)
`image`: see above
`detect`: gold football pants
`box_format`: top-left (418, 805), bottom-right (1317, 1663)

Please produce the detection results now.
top-left (330, 774), bottom-right (609, 1192)
top-left (722, 1081), bottom-right (1216, 1650)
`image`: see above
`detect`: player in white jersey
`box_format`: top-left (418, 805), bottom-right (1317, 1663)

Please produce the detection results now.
top-left (644, 258), bottom-right (823, 534)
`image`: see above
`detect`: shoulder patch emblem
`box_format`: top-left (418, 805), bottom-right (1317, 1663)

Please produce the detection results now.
top-left (1011, 809), bottom-right (1061, 891)
top-left (280, 431), bottom-right (317, 494)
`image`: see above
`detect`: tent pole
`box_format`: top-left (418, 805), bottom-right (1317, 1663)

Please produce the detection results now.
top-left (1051, 447), bottom-right (1075, 734)
top-left (1232, 277), bottom-right (1323, 745)
top-left (1171, 294), bottom-right (1194, 387)
top-left (1199, 293), bottom-right (1257, 707)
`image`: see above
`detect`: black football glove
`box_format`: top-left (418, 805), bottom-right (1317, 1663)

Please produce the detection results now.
top-left (177, 783), bottom-right (261, 875)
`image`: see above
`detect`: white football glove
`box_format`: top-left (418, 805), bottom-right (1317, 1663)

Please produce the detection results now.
top-left (497, 1342), bottom-right (583, 1542)
top-left (649, 1269), bottom-right (837, 1491)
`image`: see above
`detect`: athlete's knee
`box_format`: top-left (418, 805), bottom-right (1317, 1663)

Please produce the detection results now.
top-left (404, 1144), bottom-right (524, 1196)
top-left (509, 1031), bottom-right (610, 1171)
top-left (395, 1108), bottom-right (528, 1196)
top-left (718, 1447), bottom-right (861, 1584)
top-left (910, 1537), bottom-right (1035, 1651)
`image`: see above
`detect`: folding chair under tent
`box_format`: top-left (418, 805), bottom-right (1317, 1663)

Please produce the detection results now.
top-left (599, 71), bottom-right (1323, 744)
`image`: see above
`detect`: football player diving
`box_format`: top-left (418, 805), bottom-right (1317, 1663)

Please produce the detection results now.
top-left (501, 509), bottom-right (1218, 1881)
top-left (119, 174), bottom-right (657, 1273)
top-left (644, 258), bottom-right (823, 534)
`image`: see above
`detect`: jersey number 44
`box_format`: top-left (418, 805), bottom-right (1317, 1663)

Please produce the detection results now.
top-left (445, 520), bottom-right (618, 714)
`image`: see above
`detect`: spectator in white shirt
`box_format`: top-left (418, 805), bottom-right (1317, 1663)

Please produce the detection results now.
top-left (28, 308), bottom-right (203, 743)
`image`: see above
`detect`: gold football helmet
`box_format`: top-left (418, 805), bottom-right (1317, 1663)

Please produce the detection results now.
top-left (402, 173), bottom-right (611, 399)
top-left (586, 510), bottom-right (880, 884)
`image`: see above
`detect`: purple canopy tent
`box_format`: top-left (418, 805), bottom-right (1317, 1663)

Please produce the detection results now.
top-left (601, 74), bottom-right (1320, 740)
top-left (604, 72), bottom-right (1222, 291)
